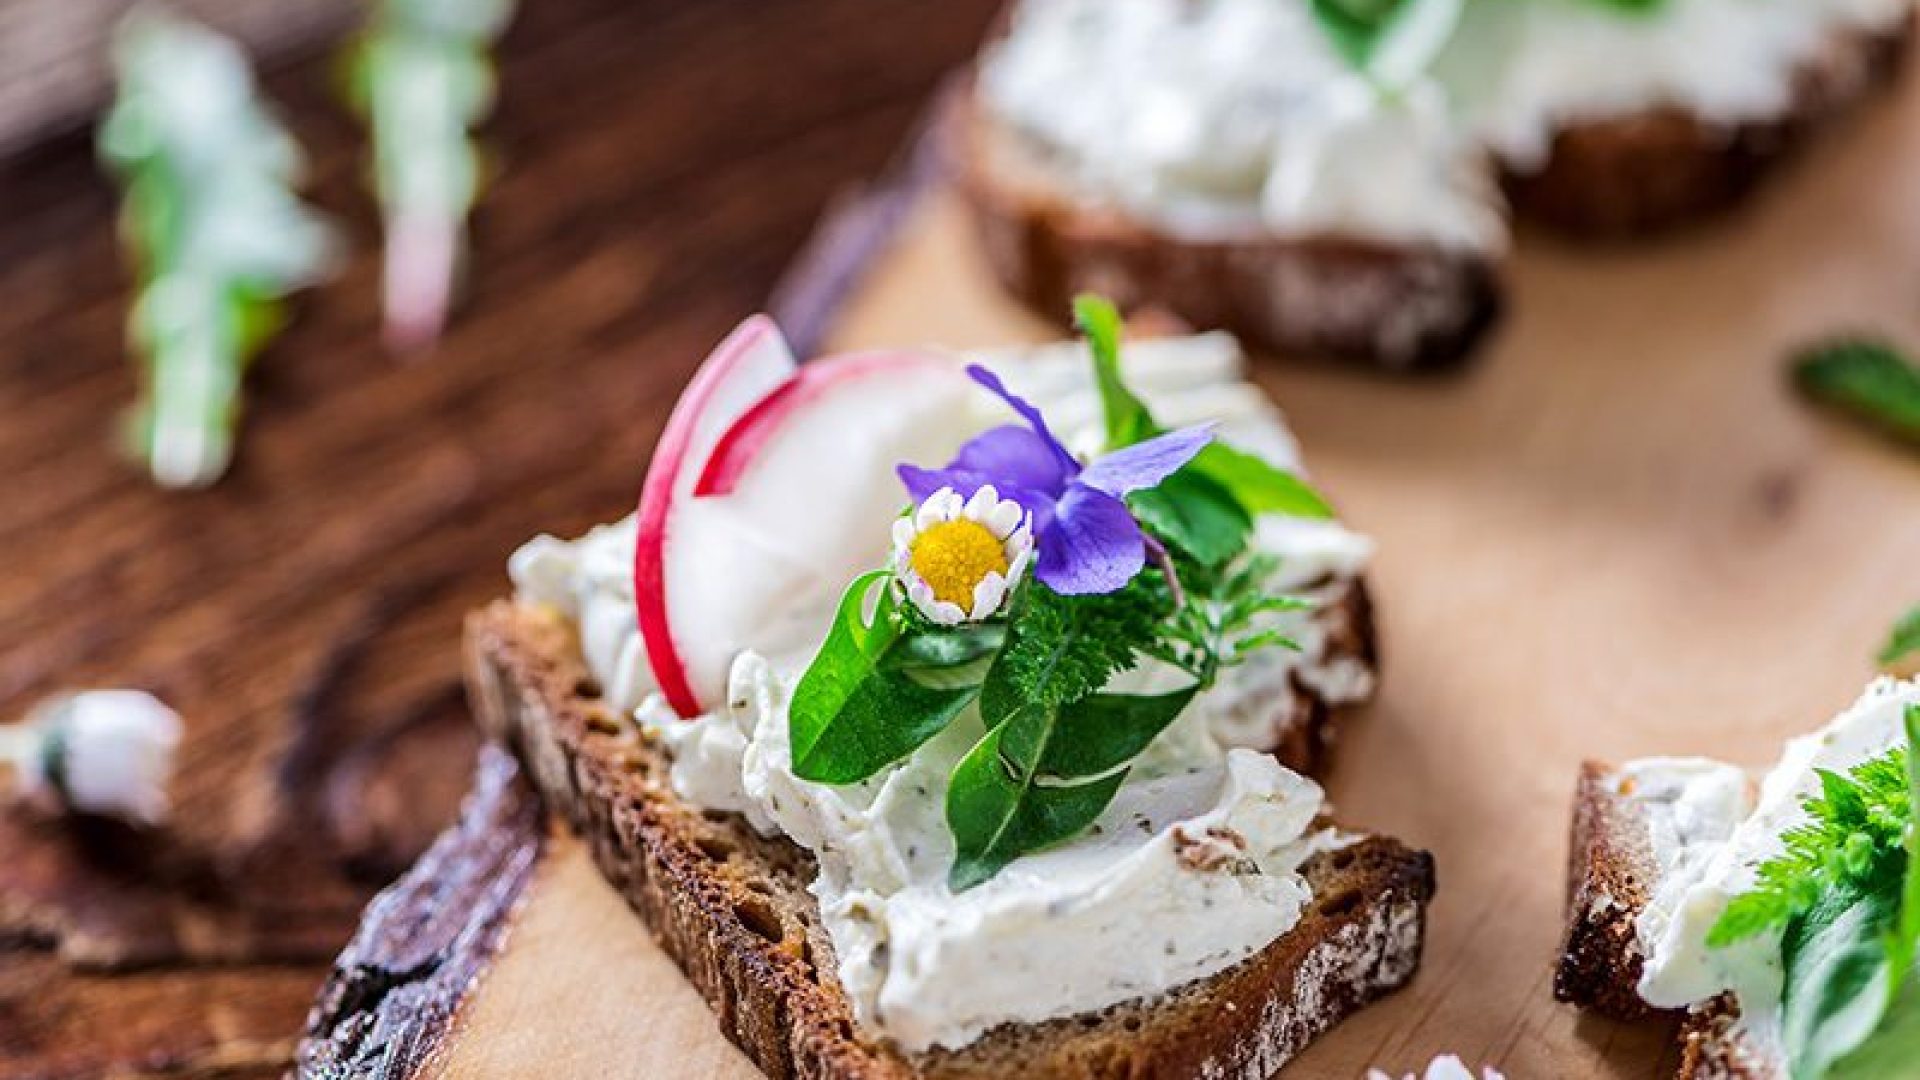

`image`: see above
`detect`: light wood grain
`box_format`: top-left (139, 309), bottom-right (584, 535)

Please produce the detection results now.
top-left (429, 51), bottom-right (1920, 1080)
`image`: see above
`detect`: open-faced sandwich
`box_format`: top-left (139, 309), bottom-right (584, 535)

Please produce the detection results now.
top-left (959, 0), bottom-right (1914, 369)
top-left (1555, 677), bottom-right (1920, 1078)
top-left (466, 299), bottom-right (1433, 1077)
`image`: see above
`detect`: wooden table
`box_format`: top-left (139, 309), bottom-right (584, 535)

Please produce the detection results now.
top-left (305, 25), bottom-right (1920, 1080)
top-left (0, 2), bottom-right (999, 1076)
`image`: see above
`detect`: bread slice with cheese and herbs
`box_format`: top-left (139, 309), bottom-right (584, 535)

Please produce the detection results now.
top-left (958, 0), bottom-right (1914, 369)
top-left (466, 599), bottom-right (1435, 1080)
top-left (1554, 678), bottom-right (1920, 1079)
top-left (463, 311), bottom-right (1435, 1078)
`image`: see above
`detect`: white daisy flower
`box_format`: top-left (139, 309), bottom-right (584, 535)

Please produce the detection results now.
top-left (891, 485), bottom-right (1033, 626)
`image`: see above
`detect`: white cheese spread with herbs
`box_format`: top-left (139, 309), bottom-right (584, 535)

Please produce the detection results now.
top-left (978, 0), bottom-right (1910, 252)
top-left (1628, 678), bottom-right (1920, 1054)
top-left (508, 333), bottom-right (1373, 1050)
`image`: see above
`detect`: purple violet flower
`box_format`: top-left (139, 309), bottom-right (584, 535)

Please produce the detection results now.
top-left (897, 365), bottom-right (1212, 595)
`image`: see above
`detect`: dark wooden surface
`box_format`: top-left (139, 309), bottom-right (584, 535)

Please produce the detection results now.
top-left (0, 0), bottom-right (998, 1075)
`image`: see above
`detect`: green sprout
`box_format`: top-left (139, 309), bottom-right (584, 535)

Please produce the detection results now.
top-left (99, 9), bottom-right (338, 489)
top-left (344, 0), bottom-right (514, 351)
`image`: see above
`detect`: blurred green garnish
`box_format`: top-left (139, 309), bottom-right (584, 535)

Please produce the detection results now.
top-left (100, 8), bottom-right (338, 488)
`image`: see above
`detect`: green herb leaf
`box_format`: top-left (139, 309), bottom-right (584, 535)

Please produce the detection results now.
top-left (1793, 339), bottom-right (1920, 448)
top-left (985, 579), bottom-right (1167, 714)
top-left (945, 579), bottom-right (1195, 891)
top-left (1190, 443), bottom-right (1334, 520)
top-left (1887, 706), bottom-right (1920, 1000)
top-left (1880, 609), bottom-right (1920, 672)
top-left (1716, 707), bottom-right (1920, 1079)
top-left (1710, 743), bottom-right (1915, 948)
top-left (1831, 970), bottom-right (1920, 1078)
top-left (789, 572), bottom-right (981, 785)
top-left (1130, 468), bottom-right (1253, 568)
top-left (1781, 881), bottom-right (1904, 1080)
top-left (1034, 688), bottom-right (1197, 779)
top-left (945, 717), bottom-right (1128, 892)
top-left (1074, 294), bottom-right (1160, 449)
top-left (1310, 0), bottom-right (1463, 84)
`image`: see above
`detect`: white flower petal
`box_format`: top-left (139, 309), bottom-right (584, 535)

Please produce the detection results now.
top-left (963, 484), bottom-right (1000, 521)
top-left (1006, 546), bottom-right (1032, 584)
top-left (970, 572), bottom-right (1008, 620)
top-left (892, 516), bottom-right (917, 551)
top-left (930, 600), bottom-right (966, 626)
top-left (985, 499), bottom-right (1025, 540)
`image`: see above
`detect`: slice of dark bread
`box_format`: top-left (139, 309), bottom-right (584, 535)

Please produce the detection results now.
top-left (465, 599), bottom-right (1435, 1080)
top-left (1553, 761), bottom-right (1777, 1080)
top-left (951, 92), bottom-right (1504, 373)
top-left (1503, 19), bottom-right (1912, 240)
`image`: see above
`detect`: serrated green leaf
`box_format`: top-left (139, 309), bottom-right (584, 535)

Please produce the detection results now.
top-left (1793, 340), bottom-right (1920, 448)
top-left (984, 580), bottom-right (1166, 714)
top-left (790, 572), bottom-right (980, 785)
top-left (1711, 744), bottom-right (1914, 948)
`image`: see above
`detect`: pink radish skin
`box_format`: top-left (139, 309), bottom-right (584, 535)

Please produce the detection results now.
top-left (694, 351), bottom-right (959, 498)
top-left (634, 315), bottom-right (797, 718)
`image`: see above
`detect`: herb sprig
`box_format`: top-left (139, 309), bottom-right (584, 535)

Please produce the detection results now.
top-left (100, 11), bottom-right (338, 489)
top-left (1711, 705), bottom-right (1920, 1078)
top-left (788, 297), bottom-right (1331, 890)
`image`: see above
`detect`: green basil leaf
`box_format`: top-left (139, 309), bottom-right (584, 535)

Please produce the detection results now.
top-left (1073, 294), bottom-right (1162, 449)
top-left (1793, 339), bottom-right (1920, 448)
top-left (1130, 466), bottom-right (1253, 568)
top-left (789, 572), bottom-right (980, 785)
top-left (1189, 442), bottom-right (1333, 520)
top-left (1782, 882), bottom-right (1903, 1080)
top-left (945, 707), bottom-right (1130, 892)
top-left (1880, 608), bottom-right (1920, 671)
top-left (1033, 688), bottom-right (1197, 779)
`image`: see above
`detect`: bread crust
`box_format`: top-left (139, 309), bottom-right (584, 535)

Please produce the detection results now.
top-left (1504, 19), bottom-right (1913, 239)
top-left (1554, 763), bottom-right (1775, 1079)
top-left (465, 599), bottom-right (1434, 1080)
top-left (952, 94), bottom-right (1504, 373)
top-left (1553, 761), bottom-right (1667, 1021)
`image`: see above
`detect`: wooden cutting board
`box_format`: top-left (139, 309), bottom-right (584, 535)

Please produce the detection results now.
top-left (330, 55), bottom-right (1920, 1080)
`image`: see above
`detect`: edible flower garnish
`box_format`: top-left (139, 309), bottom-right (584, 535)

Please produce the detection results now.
top-left (790, 295), bottom-right (1335, 891)
top-left (892, 486), bottom-right (1033, 624)
top-left (898, 365), bottom-right (1212, 596)
top-left (1709, 704), bottom-right (1920, 1079)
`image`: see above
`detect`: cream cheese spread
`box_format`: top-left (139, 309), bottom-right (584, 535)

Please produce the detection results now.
top-left (1629, 678), bottom-right (1920, 1052)
top-left (978, 0), bottom-right (1910, 252)
top-left (508, 333), bottom-right (1374, 1050)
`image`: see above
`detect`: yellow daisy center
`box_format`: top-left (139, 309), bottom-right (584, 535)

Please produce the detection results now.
top-left (910, 519), bottom-right (1009, 609)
